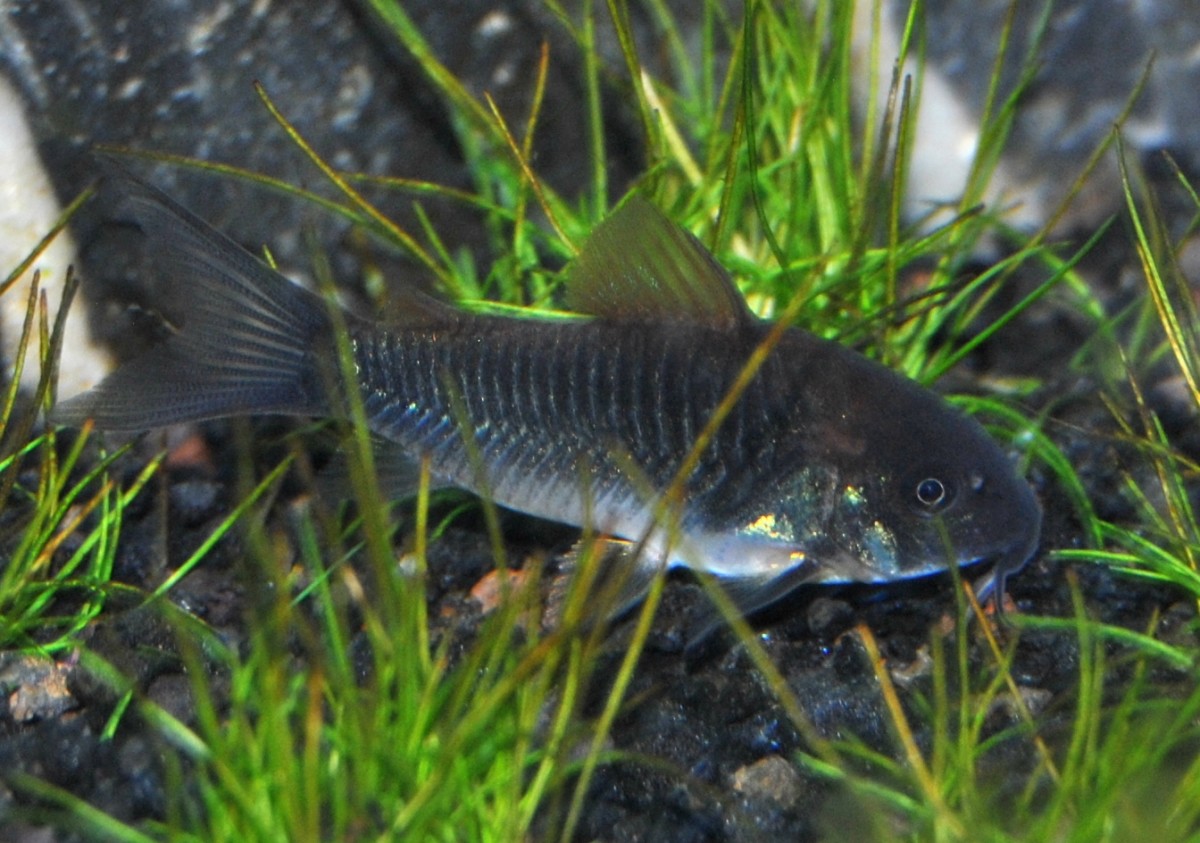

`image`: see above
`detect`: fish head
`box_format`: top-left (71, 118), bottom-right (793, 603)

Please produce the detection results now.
top-left (841, 446), bottom-right (1043, 585)
top-left (804, 377), bottom-right (1043, 590)
top-left (725, 337), bottom-right (1043, 592)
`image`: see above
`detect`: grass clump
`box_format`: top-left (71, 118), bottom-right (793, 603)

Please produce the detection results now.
top-left (0, 190), bottom-right (160, 655)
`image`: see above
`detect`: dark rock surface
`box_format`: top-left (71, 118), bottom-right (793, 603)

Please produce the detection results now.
top-left (1, 0), bottom-right (652, 361)
top-left (896, 0), bottom-right (1200, 232)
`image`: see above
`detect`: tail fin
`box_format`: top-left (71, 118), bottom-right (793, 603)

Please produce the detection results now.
top-left (52, 174), bottom-right (341, 431)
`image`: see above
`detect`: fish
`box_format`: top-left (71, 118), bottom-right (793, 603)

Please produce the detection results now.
top-left (52, 175), bottom-right (1042, 628)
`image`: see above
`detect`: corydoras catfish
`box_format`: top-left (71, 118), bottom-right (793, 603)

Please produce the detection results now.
top-left (53, 177), bottom-right (1042, 626)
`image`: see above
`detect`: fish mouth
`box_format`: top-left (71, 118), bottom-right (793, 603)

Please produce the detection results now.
top-left (971, 516), bottom-right (1043, 608)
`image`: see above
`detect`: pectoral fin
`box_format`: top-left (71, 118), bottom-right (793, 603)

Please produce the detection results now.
top-left (685, 559), bottom-right (825, 650)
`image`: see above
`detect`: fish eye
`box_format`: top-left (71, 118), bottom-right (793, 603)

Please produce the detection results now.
top-left (915, 477), bottom-right (949, 509)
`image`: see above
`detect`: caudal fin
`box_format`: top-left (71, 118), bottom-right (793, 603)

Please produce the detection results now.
top-left (52, 174), bottom-right (341, 431)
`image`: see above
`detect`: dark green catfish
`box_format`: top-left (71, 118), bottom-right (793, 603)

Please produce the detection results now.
top-left (53, 177), bottom-right (1041, 620)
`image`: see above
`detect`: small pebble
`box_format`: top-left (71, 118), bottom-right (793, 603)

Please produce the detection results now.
top-left (165, 431), bottom-right (215, 472)
top-left (146, 673), bottom-right (195, 726)
top-left (992, 686), bottom-right (1053, 720)
top-left (730, 755), bottom-right (803, 809)
top-left (0, 655), bottom-right (77, 722)
top-left (469, 568), bottom-right (531, 615)
top-left (168, 480), bottom-right (222, 526)
top-left (889, 645), bottom-right (934, 688)
top-left (806, 597), bottom-right (854, 638)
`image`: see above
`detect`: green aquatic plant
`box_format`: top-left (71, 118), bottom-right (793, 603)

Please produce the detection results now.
top-left (0, 190), bottom-right (161, 654)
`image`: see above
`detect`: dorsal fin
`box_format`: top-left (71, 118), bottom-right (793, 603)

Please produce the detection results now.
top-left (564, 196), bottom-right (754, 329)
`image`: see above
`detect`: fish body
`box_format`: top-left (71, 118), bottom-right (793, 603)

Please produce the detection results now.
top-left (53, 177), bottom-right (1041, 618)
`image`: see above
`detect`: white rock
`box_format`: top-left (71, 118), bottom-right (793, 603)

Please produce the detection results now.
top-left (0, 75), bottom-right (111, 400)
